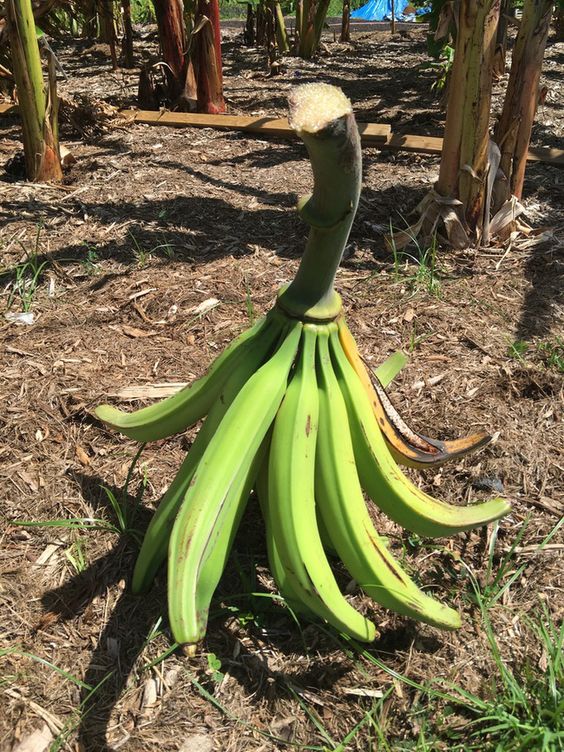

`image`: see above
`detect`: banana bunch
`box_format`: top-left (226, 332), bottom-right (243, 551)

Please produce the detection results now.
top-left (95, 83), bottom-right (510, 650)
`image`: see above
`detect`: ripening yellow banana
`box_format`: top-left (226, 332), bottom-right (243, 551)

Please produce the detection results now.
top-left (337, 319), bottom-right (492, 469)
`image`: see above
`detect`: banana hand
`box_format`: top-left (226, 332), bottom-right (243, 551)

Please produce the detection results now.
top-left (316, 326), bottom-right (460, 630)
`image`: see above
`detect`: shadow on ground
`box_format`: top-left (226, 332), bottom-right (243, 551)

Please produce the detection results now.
top-left (40, 471), bottom-right (451, 750)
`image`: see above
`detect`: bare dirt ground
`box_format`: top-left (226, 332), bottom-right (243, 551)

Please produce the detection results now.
top-left (0, 23), bottom-right (563, 752)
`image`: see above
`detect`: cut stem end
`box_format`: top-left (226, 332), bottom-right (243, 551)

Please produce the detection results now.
top-left (288, 83), bottom-right (353, 134)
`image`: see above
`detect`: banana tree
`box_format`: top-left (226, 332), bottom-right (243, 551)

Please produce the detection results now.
top-left (144, 0), bottom-right (224, 112)
top-left (392, 0), bottom-right (501, 249)
top-left (5, 0), bottom-right (62, 181)
top-left (295, 0), bottom-right (331, 57)
top-left (395, 0), bottom-right (556, 249)
top-left (193, 0), bottom-right (225, 113)
top-left (151, 0), bottom-right (196, 109)
top-left (493, 0), bottom-right (554, 209)
top-left (434, 0), bottom-right (501, 244)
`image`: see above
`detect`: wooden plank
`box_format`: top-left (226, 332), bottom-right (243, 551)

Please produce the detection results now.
top-left (125, 111), bottom-right (564, 164)
top-left (379, 134), bottom-right (564, 166)
top-left (130, 109), bottom-right (391, 142)
top-left (132, 110), bottom-right (162, 124)
top-left (379, 133), bottom-right (444, 154)
top-left (358, 122), bottom-right (395, 142)
top-left (3, 103), bottom-right (562, 165)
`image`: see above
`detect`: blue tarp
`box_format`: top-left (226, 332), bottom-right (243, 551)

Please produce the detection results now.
top-left (351, 0), bottom-right (429, 21)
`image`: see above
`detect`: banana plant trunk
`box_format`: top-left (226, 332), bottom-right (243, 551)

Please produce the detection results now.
top-left (556, 5), bottom-right (564, 42)
top-left (194, 0), bottom-right (225, 114)
top-left (273, 0), bottom-right (289, 53)
top-left (121, 0), bottom-right (134, 67)
top-left (296, 0), bottom-right (331, 58)
top-left (492, 0), bottom-right (512, 77)
top-left (265, 1), bottom-right (278, 71)
top-left (435, 0), bottom-right (500, 239)
top-left (97, 0), bottom-right (112, 41)
top-left (82, 0), bottom-right (97, 37)
top-left (97, 0), bottom-right (118, 66)
top-left (295, 0), bottom-right (302, 50)
top-left (243, 2), bottom-right (255, 45)
top-left (493, 0), bottom-right (553, 207)
top-left (340, 0), bottom-right (350, 42)
top-left (256, 0), bottom-right (266, 46)
top-left (5, 0), bottom-right (62, 182)
top-left (151, 0), bottom-right (196, 109)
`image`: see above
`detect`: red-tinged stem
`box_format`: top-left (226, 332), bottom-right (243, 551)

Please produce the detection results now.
top-left (195, 0), bottom-right (225, 113)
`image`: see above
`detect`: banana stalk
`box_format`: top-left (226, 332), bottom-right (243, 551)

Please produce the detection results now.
top-left (95, 83), bottom-right (510, 650)
top-left (5, 0), bottom-right (62, 182)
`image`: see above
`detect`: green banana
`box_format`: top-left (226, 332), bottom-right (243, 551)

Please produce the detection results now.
top-left (329, 328), bottom-right (511, 538)
top-left (167, 322), bottom-right (303, 647)
top-left (266, 324), bottom-right (377, 643)
top-left (96, 84), bottom-right (511, 646)
top-left (131, 319), bottom-right (283, 593)
top-left (316, 327), bottom-right (461, 630)
top-left (255, 452), bottom-right (312, 616)
top-left (94, 313), bottom-right (277, 442)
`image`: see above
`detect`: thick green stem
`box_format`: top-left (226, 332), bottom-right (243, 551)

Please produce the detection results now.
top-left (6, 0), bottom-right (62, 182)
top-left (277, 84), bottom-right (361, 321)
top-left (273, 0), bottom-right (289, 53)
